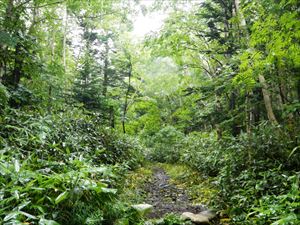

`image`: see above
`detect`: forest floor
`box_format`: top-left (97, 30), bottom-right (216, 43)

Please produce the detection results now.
top-left (122, 163), bottom-right (228, 224)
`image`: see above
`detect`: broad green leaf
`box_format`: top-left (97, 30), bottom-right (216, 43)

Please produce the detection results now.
top-left (0, 162), bottom-right (10, 175)
top-left (17, 201), bottom-right (31, 210)
top-left (19, 211), bottom-right (37, 220)
top-left (39, 218), bottom-right (60, 225)
top-left (55, 191), bottom-right (69, 204)
top-left (4, 211), bottom-right (19, 221)
top-left (14, 160), bottom-right (20, 173)
top-left (101, 187), bottom-right (117, 194)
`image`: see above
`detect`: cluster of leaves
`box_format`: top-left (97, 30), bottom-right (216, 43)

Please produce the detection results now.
top-left (178, 124), bottom-right (299, 224)
top-left (156, 213), bottom-right (190, 225)
top-left (147, 126), bottom-right (184, 163)
top-left (0, 155), bottom-right (117, 225)
top-left (0, 106), bottom-right (143, 224)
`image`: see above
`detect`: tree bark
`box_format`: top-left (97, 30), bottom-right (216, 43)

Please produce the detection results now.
top-left (229, 91), bottom-right (240, 136)
top-left (122, 56), bottom-right (132, 134)
top-left (11, 43), bottom-right (22, 87)
top-left (298, 79), bottom-right (300, 102)
top-left (63, 4), bottom-right (68, 72)
top-left (258, 74), bottom-right (278, 124)
top-left (102, 41), bottom-right (109, 97)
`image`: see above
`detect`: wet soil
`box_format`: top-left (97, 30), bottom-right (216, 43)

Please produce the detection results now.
top-left (144, 167), bottom-right (206, 219)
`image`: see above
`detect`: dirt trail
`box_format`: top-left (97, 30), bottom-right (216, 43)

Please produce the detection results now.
top-left (145, 167), bottom-right (206, 218)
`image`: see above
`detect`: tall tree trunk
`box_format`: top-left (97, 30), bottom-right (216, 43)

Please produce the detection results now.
top-left (234, 0), bottom-right (246, 27)
top-left (102, 41), bottom-right (109, 97)
top-left (253, 87), bottom-right (262, 124)
top-left (11, 43), bottom-right (22, 87)
top-left (48, 86), bottom-right (52, 112)
top-left (122, 58), bottom-right (132, 134)
top-left (258, 75), bottom-right (278, 124)
top-left (0, 61), bottom-right (4, 82)
top-left (229, 91), bottom-right (240, 136)
top-left (63, 5), bottom-right (68, 72)
top-left (109, 106), bottom-right (115, 128)
top-left (2, 0), bottom-right (14, 85)
top-left (245, 92), bottom-right (255, 133)
top-left (298, 78), bottom-right (300, 102)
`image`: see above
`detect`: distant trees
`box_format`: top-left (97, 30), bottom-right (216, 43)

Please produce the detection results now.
top-left (144, 0), bottom-right (300, 139)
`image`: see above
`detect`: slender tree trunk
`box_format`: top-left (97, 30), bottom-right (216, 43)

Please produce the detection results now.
top-left (2, 0), bottom-right (14, 85)
top-left (102, 41), bottom-right (109, 97)
top-left (245, 92), bottom-right (254, 133)
top-left (298, 79), bottom-right (300, 102)
top-left (122, 58), bottom-right (132, 134)
top-left (63, 5), bottom-right (68, 72)
top-left (109, 106), bottom-right (115, 128)
top-left (48, 86), bottom-right (52, 112)
top-left (11, 43), bottom-right (22, 87)
top-left (0, 61), bottom-right (4, 82)
top-left (5, 0), bottom-right (14, 22)
top-left (258, 75), bottom-right (278, 124)
top-left (229, 91), bottom-right (240, 136)
top-left (216, 124), bottom-right (222, 140)
top-left (234, 0), bottom-right (246, 27)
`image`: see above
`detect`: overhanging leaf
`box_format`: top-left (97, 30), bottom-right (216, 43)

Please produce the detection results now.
top-left (54, 191), bottom-right (69, 204)
top-left (39, 218), bottom-right (60, 225)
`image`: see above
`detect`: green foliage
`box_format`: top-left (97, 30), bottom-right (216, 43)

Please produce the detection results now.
top-left (180, 132), bottom-right (222, 177)
top-left (127, 99), bottom-right (162, 137)
top-left (8, 85), bottom-right (37, 108)
top-left (1, 0), bottom-right (300, 225)
top-left (0, 83), bottom-right (10, 109)
top-left (158, 213), bottom-right (188, 225)
top-left (176, 124), bottom-right (299, 224)
top-left (0, 154), bottom-right (116, 224)
top-left (147, 126), bottom-right (184, 163)
top-left (245, 174), bottom-right (299, 225)
top-left (120, 166), bottom-right (153, 204)
top-left (0, 106), bottom-right (143, 224)
top-left (0, 106), bottom-right (142, 166)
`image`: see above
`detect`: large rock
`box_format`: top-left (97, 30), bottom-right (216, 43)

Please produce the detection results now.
top-left (180, 212), bottom-right (210, 224)
top-left (199, 210), bottom-right (217, 220)
top-left (132, 204), bottom-right (153, 216)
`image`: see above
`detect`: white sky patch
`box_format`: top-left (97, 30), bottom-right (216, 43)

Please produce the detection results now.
top-left (131, 0), bottom-right (202, 39)
top-left (131, 0), bottom-right (167, 39)
top-left (132, 12), bottom-right (167, 38)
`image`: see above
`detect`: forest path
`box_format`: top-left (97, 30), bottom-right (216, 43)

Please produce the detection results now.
top-left (144, 166), bottom-right (205, 219)
top-left (123, 163), bottom-right (225, 224)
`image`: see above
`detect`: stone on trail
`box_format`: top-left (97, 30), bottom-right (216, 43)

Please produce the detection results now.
top-left (199, 209), bottom-right (217, 220)
top-left (132, 204), bottom-right (154, 216)
top-left (180, 212), bottom-right (210, 224)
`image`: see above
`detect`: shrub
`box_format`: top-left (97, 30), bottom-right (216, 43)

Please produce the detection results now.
top-left (0, 155), bottom-right (118, 224)
top-left (180, 132), bottom-right (223, 177)
top-left (177, 123), bottom-right (299, 224)
top-left (0, 106), bottom-right (144, 224)
top-left (147, 126), bottom-right (184, 163)
top-left (0, 83), bottom-right (10, 110)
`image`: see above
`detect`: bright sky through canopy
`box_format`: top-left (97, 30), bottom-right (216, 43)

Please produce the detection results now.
top-left (132, 0), bottom-right (167, 38)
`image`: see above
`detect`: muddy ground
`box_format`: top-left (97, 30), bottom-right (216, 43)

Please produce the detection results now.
top-left (144, 167), bottom-right (206, 219)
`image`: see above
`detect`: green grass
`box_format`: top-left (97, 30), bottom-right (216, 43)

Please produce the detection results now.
top-left (120, 163), bottom-right (153, 204)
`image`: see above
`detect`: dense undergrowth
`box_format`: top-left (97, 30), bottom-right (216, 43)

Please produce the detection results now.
top-left (1, 0), bottom-right (299, 224)
top-left (0, 104), bottom-right (144, 224)
top-left (146, 124), bottom-right (300, 224)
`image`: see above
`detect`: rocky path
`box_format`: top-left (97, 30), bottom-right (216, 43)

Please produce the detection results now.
top-left (144, 167), bottom-right (206, 219)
